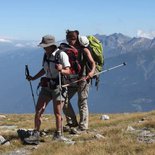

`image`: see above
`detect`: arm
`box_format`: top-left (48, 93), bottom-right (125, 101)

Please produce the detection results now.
top-left (27, 68), bottom-right (45, 81)
top-left (83, 48), bottom-right (96, 79)
top-left (60, 66), bottom-right (71, 75)
top-left (55, 51), bottom-right (71, 75)
top-left (55, 64), bottom-right (71, 75)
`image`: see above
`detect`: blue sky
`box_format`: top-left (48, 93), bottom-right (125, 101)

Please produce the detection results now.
top-left (0, 0), bottom-right (155, 41)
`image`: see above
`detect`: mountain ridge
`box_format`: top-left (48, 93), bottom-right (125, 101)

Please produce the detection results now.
top-left (0, 33), bottom-right (155, 114)
top-left (1, 33), bottom-right (155, 57)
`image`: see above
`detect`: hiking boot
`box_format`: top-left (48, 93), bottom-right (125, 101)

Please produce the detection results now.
top-left (70, 127), bottom-right (87, 135)
top-left (52, 131), bottom-right (75, 144)
top-left (24, 130), bottom-right (40, 145)
top-left (33, 130), bottom-right (40, 136)
top-left (53, 131), bottom-right (70, 142)
top-left (63, 123), bottom-right (78, 132)
top-left (63, 124), bottom-right (71, 132)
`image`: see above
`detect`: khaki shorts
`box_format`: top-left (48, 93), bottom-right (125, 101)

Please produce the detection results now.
top-left (39, 86), bottom-right (67, 102)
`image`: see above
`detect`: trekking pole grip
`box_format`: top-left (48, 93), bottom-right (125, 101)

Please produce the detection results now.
top-left (25, 65), bottom-right (30, 77)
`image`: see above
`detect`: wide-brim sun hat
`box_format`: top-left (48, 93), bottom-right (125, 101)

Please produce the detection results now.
top-left (78, 35), bottom-right (89, 47)
top-left (38, 35), bottom-right (58, 48)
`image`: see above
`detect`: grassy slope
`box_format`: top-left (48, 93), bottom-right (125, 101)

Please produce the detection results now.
top-left (0, 111), bottom-right (155, 155)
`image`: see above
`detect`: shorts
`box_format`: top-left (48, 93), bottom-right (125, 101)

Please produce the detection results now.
top-left (39, 86), bottom-right (67, 102)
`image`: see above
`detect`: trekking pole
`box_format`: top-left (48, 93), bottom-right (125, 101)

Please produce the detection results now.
top-left (94, 62), bottom-right (126, 76)
top-left (58, 71), bottom-right (64, 135)
top-left (25, 65), bottom-right (36, 110)
top-left (62, 62), bottom-right (127, 88)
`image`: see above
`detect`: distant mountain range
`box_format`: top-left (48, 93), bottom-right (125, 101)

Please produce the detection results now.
top-left (0, 33), bottom-right (155, 114)
top-left (95, 33), bottom-right (155, 57)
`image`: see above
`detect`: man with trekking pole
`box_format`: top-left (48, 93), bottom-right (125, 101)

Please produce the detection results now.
top-left (26, 35), bottom-right (71, 141)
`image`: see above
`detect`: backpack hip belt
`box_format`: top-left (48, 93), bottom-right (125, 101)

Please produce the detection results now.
top-left (39, 77), bottom-right (59, 89)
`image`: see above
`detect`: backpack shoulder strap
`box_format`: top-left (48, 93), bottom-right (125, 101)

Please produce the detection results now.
top-left (55, 49), bottom-right (62, 64)
top-left (42, 53), bottom-right (47, 66)
top-left (43, 49), bottom-right (62, 65)
top-left (59, 42), bottom-right (71, 49)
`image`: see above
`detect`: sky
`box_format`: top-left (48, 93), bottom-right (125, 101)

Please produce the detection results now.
top-left (0, 0), bottom-right (155, 41)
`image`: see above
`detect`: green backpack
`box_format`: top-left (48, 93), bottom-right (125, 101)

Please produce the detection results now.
top-left (87, 35), bottom-right (104, 72)
top-left (78, 35), bottom-right (104, 89)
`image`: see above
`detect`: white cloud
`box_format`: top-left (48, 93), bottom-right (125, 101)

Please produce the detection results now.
top-left (15, 42), bottom-right (38, 48)
top-left (0, 38), bottom-right (12, 43)
top-left (15, 43), bottom-right (25, 47)
top-left (25, 41), bottom-right (38, 47)
top-left (137, 30), bottom-right (155, 39)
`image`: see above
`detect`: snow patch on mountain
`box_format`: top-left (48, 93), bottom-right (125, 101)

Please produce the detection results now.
top-left (137, 30), bottom-right (155, 39)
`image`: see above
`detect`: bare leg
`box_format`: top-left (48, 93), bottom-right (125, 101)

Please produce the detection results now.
top-left (35, 95), bottom-right (51, 131)
top-left (53, 100), bottom-right (64, 133)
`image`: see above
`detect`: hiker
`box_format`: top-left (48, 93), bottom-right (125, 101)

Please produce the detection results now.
top-left (26, 35), bottom-right (71, 140)
top-left (63, 30), bottom-right (96, 133)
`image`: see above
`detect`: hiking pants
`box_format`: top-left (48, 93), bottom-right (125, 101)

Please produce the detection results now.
top-left (63, 80), bottom-right (90, 129)
top-left (63, 86), bottom-right (78, 126)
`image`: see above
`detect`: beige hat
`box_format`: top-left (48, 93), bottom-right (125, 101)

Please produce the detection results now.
top-left (38, 35), bottom-right (58, 48)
